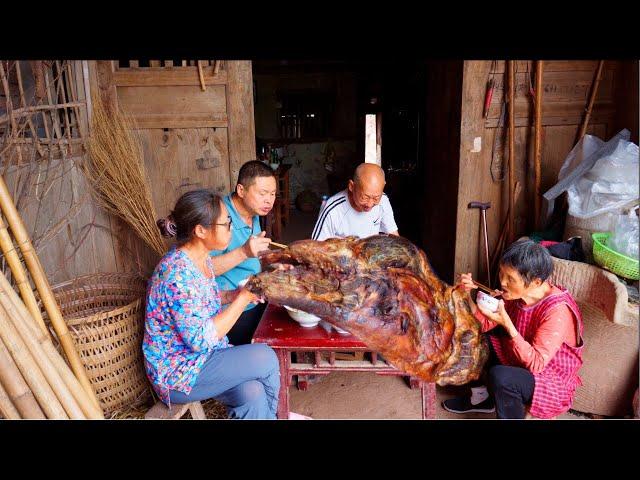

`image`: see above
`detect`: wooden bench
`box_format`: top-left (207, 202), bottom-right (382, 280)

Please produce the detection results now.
top-left (144, 401), bottom-right (206, 420)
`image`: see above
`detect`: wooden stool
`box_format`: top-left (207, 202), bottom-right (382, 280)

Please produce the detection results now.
top-left (145, 401), bottom-right (206, 420)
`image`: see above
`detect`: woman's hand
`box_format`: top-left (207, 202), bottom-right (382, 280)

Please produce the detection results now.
top-left (237, 287), bottom-right (264, 305)
top-left (477, 300), bottom-right (518, 338)
top-left (458, 272), bottom-right (477, 292)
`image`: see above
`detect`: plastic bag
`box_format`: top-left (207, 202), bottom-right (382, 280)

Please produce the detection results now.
top-left (609, 208), bottom-right (639, 259)
top-left (558, 134), bottom-right (604, 181)
top-left (567, 132), bottom-right (639, 219)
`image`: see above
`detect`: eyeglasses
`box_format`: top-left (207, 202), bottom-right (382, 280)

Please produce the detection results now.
top-left (214, 216), bottom-right (233, 231)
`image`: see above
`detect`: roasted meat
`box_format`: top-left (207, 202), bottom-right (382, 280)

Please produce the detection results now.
top-left (246, 235), bottom-right (489, 385)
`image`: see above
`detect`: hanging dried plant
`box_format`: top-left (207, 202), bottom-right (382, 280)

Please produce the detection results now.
top-left (83, 94), bottom-right (166, 256)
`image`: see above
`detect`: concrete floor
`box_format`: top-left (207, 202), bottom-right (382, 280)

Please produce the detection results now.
top-left (280, 209), bottom-right (585, 420)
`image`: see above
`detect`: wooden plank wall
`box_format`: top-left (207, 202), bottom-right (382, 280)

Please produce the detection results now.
top-left (103, 60), bottom-right (255, 215)
top-left (454, 60), bottom-right (638, 284)
top-left (90, 60), bottom-right (256, 274)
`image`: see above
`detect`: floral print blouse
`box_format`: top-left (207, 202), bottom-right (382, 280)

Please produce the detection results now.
top-left (142, 246), bottom-right (230, 405)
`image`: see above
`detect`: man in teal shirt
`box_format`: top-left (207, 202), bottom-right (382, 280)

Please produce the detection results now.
top-left (210, 160), bottom-right (277, 345)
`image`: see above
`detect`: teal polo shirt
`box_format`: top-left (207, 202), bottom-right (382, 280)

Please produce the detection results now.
top-left (210, 194), bottom-right (262, 310)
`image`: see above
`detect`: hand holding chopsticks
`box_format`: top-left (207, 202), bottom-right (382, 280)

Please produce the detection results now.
top-left (456, 273), bottom-right (502, 297)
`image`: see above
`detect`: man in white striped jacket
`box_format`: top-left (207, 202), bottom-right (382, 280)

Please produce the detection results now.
top-left (312, 163), bottom-right (399, 241)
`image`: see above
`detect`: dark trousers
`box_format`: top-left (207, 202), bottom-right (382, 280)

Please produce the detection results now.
top-left (487, 364), bottom-right (535, 419)
top-left (226, 302), bottom-right (267, 346)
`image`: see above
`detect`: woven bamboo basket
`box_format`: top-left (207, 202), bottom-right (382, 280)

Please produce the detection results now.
top-left (40, 273), bottom-right (152, 416)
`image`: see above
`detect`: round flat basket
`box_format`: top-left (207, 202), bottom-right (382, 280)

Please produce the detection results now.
top-left (42, 273), bottom-right (152, 416)
top-left (592, 232), bottom-right (639, 280)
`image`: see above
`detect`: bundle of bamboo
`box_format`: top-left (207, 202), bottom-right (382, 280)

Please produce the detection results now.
top-left (0, 171), bottom-right (103, 419)
top-left (0, 269), bottom-right (104, 419)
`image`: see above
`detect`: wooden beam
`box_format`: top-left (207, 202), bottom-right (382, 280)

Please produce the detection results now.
top-left (533, 61), bottom-right (544, 231)
top-left (225, 61), bottom-right (256, 190)
top-left (112, 68), bottom-right (228, 87)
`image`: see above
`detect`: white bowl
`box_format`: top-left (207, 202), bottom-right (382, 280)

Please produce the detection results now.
top-left (476, 291), bottom-right (500, 313)
top-left (284, 305), bottom-right (321, 328)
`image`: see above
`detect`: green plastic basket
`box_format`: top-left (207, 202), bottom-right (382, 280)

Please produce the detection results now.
top-left (592, 232), bottom-right (639, 280)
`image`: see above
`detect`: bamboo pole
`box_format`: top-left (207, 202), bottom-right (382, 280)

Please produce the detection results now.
top-left (0, 283), bottom-right (85, 419)
top-left (533, 60), bottom-right (544, 231)
top-left (577, 60), bottom-right (605, 143)
top-left (0, 174), bottom-right (101, 412)
top-left (197, 61), bottom-right (207, 91)
top-left (507, 60), bottom-right (516, 244)
top-left (14, 61), bottom-right (45, 158)
top-left (0, 303), bottom-right (68, 419)
top-left (0, 337), bottom-right (45, 419)
top-left (0, 270), bottom-right (103, 419)
top-left (0, 215), bottom-right (49, 337)
top-left (0, 376), bottom-right (21, 419)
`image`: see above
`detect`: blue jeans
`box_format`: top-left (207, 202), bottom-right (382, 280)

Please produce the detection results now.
top-left (169, 343), bottom-right (280, 419)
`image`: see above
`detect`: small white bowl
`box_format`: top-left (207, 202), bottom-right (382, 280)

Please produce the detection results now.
top-left (476, 291), bottom-right (500, 313)
top-left (284, 305), bottom-right (321, 328)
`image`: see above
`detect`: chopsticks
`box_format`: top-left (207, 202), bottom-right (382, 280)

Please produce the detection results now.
top-left (456, 273), bottom-right (497, 295)
top-left (270, 241), bottom-right (288, 249)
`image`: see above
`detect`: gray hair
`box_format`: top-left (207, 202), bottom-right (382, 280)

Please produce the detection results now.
top-left (500, 239), bottom-right (554, 286)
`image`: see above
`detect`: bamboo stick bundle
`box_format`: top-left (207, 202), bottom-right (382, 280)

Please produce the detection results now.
top-left (83, 92), bottom-right (166, 256)
top-left (0, 214), bottom-right (49, 337)
top-left (0, 271), bottom-right (103, 419)
top-left (0, 337), bottom-right (45, 419)
top-left (0, 303), bottom-right (68, 419)
top-left (0, 376), bottom-right (21, 419)
top-left (0, 174), bottom-right (101, 412)
top-left (0, 284), bottom-right (85, 419)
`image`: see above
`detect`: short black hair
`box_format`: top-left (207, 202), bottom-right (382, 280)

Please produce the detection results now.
top-left (236, 160), bottom-right (276, 189)
top-left (499, 239), bottom-right (553, 286)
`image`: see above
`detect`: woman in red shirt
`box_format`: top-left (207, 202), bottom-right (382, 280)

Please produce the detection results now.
top-left (443, 239), bottom-right (584, 419)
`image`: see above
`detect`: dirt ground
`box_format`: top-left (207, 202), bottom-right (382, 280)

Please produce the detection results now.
top-left (287, 370), bottom-right (586, 420)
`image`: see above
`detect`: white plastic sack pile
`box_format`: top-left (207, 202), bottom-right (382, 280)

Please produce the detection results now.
top-left (566, 132), bottom-right (639, 219)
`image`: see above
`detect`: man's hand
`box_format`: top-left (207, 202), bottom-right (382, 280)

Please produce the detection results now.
top-left (242, 231), bottom-right (271, 258)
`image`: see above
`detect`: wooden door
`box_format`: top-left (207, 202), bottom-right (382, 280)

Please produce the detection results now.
top-left (94, 60), bottom-right (256, 218)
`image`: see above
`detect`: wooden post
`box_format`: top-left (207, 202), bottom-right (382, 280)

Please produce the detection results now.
top-left (507, 61), bottom-right (516, 243)
top-left (533, 61), bottom-right (544, 231)
top-left (577, 60), bottom-right (605, 143)
top-left (226, 61), bottom-right (256, 190)
top-left (0, 174), bottom-right (102, 412)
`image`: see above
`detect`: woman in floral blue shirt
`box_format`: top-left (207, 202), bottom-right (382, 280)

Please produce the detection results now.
top-left (143, 189), bottom-right (280, 419)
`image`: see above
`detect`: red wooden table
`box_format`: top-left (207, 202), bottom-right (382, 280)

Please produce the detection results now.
top-left (252, 304), bottom-right (437, 419)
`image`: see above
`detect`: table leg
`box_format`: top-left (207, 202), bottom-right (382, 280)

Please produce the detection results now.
top-left (276, 349), bottom-right (290, 419)
top-left (295, 351), bottom-right (309, 391)
top-left (408, 376), bottom-right (420, 390)
top-left (421, 382), bottom-right (437, 419)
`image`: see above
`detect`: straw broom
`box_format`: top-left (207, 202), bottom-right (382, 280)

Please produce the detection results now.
top-left (0, 282), bottom-right (85, 419)
top-left (0, 337), bottom-right (45, 419)
top-left (0, 303), bottom-right (68, 419)
top-left (83, 93), bottom-right (166, 256)
top-left (0, 174), bottom-right (101, 413)
top-left (0, 214), bottom-right (49, 337)
top-left (0, 271), bottom-right (103, 419)
top-left (0, 376), bottom-right (21, 419)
